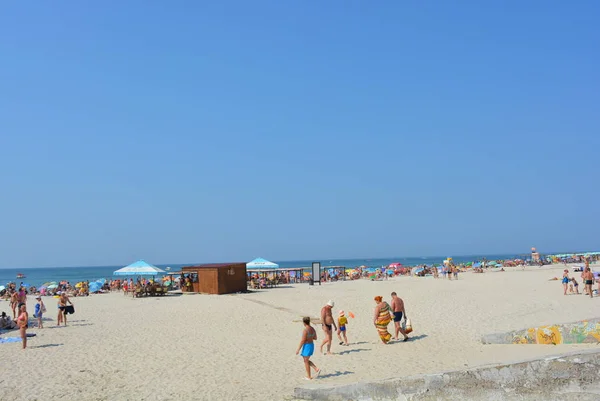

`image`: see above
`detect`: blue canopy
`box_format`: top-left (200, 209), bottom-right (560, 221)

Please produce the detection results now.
top-left (113, 260), bottom-right (165, 276)
top-left (246, 258), bottom-right (279, 270)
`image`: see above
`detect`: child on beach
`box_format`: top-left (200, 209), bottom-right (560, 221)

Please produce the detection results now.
top-left (296, 317), bottom-right (320, 380)
top-left (34, 296), bottom-right (45, 328)
top-left (337, 311), bottom-right (349, 346)
top-left (570, 278), bottom-right (580, 295)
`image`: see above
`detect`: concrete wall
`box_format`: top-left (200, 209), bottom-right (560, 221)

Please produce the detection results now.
top-left (293, 349), bottom-right (600, 401)
top-left (482, 317), bottom-right (600, 345)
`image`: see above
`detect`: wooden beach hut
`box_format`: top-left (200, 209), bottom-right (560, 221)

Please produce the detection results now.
top-left (181, 263), bottom-right (247, 295)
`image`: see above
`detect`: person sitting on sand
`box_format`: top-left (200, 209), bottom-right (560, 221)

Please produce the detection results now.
top-left (0, 311), bottom-right (19, 330)
top-left (337, 311), bottom-right (349, 346)
top-left (16, 303), bottom-right (29, 349)
top-left (296, 316), bottom-right (321, 380)
top-left (319, 300), bottom-right (336, 355)
top-left (373, 296), bottom-right (392, 344)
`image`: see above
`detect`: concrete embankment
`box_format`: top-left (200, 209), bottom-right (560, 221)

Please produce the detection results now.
top-left (481, 317), bottom-right (600, 345)
top-left (293, 349), bottom-right (600, 401)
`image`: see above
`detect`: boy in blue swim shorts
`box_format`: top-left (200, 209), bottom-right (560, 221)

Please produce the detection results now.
top-left (337, 310), bottom-right (349, 345)
top-left (296, 316), bottom-right (321, 380)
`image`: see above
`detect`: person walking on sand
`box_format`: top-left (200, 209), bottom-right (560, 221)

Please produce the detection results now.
top-left (373, 296), bottom-right (392, 344)
top-left (562, 269), bottom-right (570, 295)
top-left (582, 268), bottom-right (594, 298)
top-left (390, 292), bottom-right (409, 341)
top-left (296, 316), bottom-right (321, 380)
top-left (34, 295), bottom-right (45, 328)
top-left (16, 303), bottom-right (29, 349)
top-left (319, 300), bottom-right (336, 355)
top-left (337, 311), bottom-right (349, 346)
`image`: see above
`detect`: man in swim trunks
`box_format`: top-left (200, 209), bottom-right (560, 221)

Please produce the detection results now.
top-left (390, 292), bottom-right (409, 341)
top-left (296, 316), bottom-right (320, 380)
top-left (319, 300), bottom-right (336, 355)
top-left (582, 268), bottom-right (594, 299)
top-left (57, 292), bottom-right (73, 326)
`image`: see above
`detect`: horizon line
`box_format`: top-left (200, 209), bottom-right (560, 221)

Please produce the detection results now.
top-left (1, 250), bottom-right (591, 270)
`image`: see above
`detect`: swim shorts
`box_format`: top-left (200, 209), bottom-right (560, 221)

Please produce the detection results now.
top-left (301, 343), bottom-right (314, 357)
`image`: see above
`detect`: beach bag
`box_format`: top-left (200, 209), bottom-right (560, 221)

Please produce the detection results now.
top-left (403, 318), bottom-right (413, 334)
top-left (64, 305), bottom-right (75, 315)
top-left (41, 304), bottom-right (47, 313)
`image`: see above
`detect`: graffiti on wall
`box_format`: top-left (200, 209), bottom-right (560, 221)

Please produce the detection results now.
top-left (511, 321), bottom-right (600, 345)
top-left (569, 321), bottom-right (600, 343)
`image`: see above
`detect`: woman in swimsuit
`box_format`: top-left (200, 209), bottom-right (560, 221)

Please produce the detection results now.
top-left (562, 270), bottom-right (569, 295)
top-left (16, 303), bottom-right (29, 349)
top-left (296, 316), bottom-right (320, 380)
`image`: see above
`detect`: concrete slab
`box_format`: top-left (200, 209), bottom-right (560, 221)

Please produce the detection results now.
top-left (293, 348), bottom-right (600, 401)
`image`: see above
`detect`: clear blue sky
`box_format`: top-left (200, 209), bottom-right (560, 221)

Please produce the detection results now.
top-left (1, 1), bottom-right (599, 268)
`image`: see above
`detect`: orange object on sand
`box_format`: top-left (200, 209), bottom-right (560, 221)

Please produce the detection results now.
top-left (348, 312), bottom-right (355, 319)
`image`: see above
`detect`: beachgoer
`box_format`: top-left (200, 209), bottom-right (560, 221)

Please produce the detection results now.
top-left (582, 268), bottom-right (594, 299)
top-left (16, 303), bottom-right (29, 349)
top-left (373, 296), bottom-right (392, 344)
top-left (337, 311), bottom-right (349, 346)
top-left (319, 300), bottom-right (336, 355)
top-left (562, 270), bottom-right (569, 295)
top-left (34, 296), bottom-right (45, 328)
top-left (0, 311), bottom-right (19, 330)
top-left (296, 316), bottom-right (320, 380)
top-left (18, 287), bottom-right (27, 305)
top-left (570, 278), bottom-right (580, 295)
top-left (10, 290), bottom-right (19, 318)
top-left (57, 292), bottom-right (73, 326)
top-left (453, 266), bottom-right (458, 280)
top-left (390, 292), bottom-right (409, 341)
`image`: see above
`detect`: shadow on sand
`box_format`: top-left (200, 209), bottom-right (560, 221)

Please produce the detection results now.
top-left (318, 370), bottom-right (354, 379)
top-left (30, 343), bottom-right (63, 349)
top-left (406, 334), bottom-right (427, 341)
top-left (337, 348), bottom-right (369, 355)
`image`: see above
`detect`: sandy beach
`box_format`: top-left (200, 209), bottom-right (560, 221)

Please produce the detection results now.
top-left (1, 264), bottom-right (599, 401)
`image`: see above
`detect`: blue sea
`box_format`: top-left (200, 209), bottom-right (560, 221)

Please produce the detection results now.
top-left (0, 254), bottom-right (526, 287)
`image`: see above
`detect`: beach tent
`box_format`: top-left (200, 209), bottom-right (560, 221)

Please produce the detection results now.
top-left (246, 258), bottom-right (279, 270)
top-left (113, 260), bottom-right (166, 276)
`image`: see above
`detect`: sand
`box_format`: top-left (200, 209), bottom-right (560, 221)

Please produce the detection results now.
top-left (1, 264), bottom-right (599, 401)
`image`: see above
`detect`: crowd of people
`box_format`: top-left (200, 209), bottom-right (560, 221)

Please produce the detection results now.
top-left (296, 292), bottom-right (410, 380)
top-left (0, 284), bottom-right (75, 349)
top-left (561, 267), bottom-right (599, 298)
